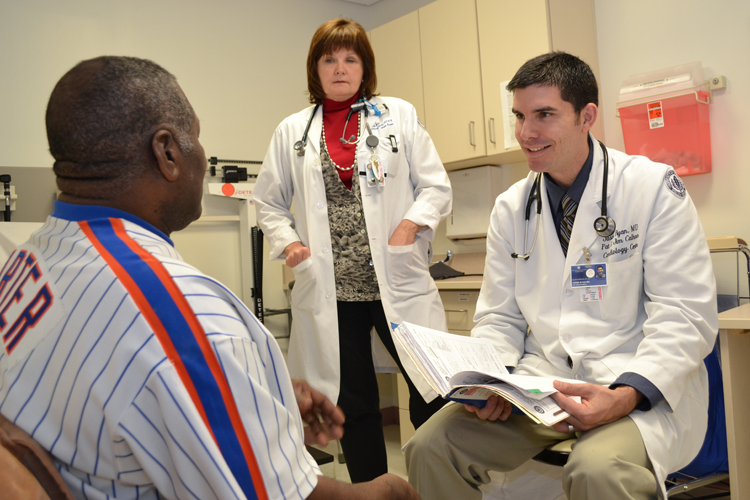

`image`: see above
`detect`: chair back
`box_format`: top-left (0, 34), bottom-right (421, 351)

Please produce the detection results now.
top-left (0, 413), bottom-right (75, 500)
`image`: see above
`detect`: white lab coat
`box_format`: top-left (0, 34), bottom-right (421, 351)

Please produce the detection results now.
top-left (474, 138), bottom-right (718, 499)
top-left (255, 96), bottom-right (451, 404)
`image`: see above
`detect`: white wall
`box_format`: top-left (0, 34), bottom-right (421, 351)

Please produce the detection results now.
top-left (0, 0), bottom-right (436, 168)
top-left (594, 0), bottom-right (750, 245)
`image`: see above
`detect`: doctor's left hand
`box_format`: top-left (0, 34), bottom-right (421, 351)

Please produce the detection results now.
top-left (388, 219), bottom-right (425, 246)
top-left (292, 379), bottom-right (345, 446)
top-left (550, 381), bottom-right (643, 434)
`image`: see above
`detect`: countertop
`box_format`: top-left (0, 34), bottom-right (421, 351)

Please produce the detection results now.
top-left (433, 252), bottom-right (485, 290)
top-left (718, 302), bottom-right (750, 330)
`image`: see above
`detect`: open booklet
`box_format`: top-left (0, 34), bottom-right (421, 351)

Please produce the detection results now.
top-left (391, 322), bottom-right (581, 426)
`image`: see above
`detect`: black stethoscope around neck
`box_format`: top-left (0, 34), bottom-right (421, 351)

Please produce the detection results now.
top-left (293, 99), bottom-right (378, 157)
top-left (511, 139), bottom-right (615, 261)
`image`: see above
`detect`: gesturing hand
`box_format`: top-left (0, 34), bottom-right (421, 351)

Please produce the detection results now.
top-left (292, 379), bottom-right (345, 446)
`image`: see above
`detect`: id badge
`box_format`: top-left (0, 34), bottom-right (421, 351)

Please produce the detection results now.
top-left (570, 263), bottom-right (608, 288)
top-left (571, 263), bottom-right (607, 303)
top-left (366, 154), bottom-right (386, 188)
top-left (580, 286), bottom-right (603, 302)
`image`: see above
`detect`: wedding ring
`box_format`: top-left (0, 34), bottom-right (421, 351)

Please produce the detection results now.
top-left (568, 424), bottom-right (575, 434)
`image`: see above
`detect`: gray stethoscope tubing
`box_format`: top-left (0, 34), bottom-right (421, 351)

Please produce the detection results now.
top-left (511, 140), bottom-right (615, 261)
top-left (340, 102), bottom-right (367, 145)
top-left (294, 104), bottom-right (320, 157)
top-left (294, 101), bottom-right (378, 156)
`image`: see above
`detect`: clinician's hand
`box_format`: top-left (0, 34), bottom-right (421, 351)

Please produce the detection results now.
top-left (284, 241), bottom-right (311, 268)
top-left (388, 219), bottom-right (425, 246)
top-left (292, 379), bottom-right (345, 446)
top-left (550, 381), bottom-right (643, 434)
top-left (464, 394), bottom-right (513, 421)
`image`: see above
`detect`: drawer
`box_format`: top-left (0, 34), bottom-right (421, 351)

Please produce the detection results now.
top-left (440, 290), bottom-right (480, 331)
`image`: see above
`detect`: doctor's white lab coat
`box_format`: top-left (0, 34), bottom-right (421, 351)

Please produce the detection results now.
top-left (475, 139), bottom-right (718, 499)
top-left (254, 96), bottom-right (451, 405)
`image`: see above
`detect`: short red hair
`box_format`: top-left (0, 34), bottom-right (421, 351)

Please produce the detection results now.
top-left (306, 18), bottom-right (377, 104)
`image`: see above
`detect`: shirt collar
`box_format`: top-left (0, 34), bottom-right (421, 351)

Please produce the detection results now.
top-left (52, 200), bottom-right (173, 246)
top-left (545, 135), bottom-right (594, 214)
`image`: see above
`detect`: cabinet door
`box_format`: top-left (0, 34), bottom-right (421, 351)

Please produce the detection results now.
top-left (419, 0), bottom-right (486, 164)
top-left (476, 0), bottom-right (550, 157)
top-left (370, 11), bottom-right (426, 123)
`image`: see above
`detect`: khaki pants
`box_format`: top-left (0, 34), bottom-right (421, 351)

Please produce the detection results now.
top-left (405, 403), bottom-right (658, 500)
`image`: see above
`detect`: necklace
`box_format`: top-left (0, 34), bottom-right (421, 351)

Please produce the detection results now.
top-left (322, 110), bottom-right (360, 172)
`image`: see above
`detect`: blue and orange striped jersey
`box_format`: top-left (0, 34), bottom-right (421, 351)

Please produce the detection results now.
top-left (0, 201), bottom-right (319, 500)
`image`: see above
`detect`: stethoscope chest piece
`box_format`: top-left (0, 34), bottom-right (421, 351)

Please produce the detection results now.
top-left (594, 216), bottom-right (616, 238)
top-left (294, 140), bottom-right (305, 156)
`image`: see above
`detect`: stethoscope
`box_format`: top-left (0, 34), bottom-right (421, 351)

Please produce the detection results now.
top-left (293, 100), bottom-right (381, 157)
top-left (511, 139), bottom-right (616, 261)
top-left (294, 104), bottom-right (319, 156)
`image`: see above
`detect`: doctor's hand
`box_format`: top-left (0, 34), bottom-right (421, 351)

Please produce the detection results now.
top-left (284, 242), bottom-right (311, 268)
top-left (291, 379), bottom-right (345, 446)
top-left (550, 381), bottom-right (644, 434)
top-left (388, 219), bottom-right (425, 247)
top-left (464, 395), bottom-right (513, 422)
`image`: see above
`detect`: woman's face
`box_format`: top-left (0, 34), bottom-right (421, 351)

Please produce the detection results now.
top-left (317, 47), bottom-right (363, 102)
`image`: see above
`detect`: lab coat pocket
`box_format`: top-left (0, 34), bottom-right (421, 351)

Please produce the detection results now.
top-left (385, 242), bottom-right (430, 296)
top-left (599, 254), bottom-right (644, 320)
top-left (290, 257), bottom-right (317, 311)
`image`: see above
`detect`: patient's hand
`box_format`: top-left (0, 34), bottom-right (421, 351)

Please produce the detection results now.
top-left (292, 379), bottom-right (345, 446)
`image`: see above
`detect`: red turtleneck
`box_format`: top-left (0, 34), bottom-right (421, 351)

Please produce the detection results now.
top-left (323, 94), bottom-right (360, 190)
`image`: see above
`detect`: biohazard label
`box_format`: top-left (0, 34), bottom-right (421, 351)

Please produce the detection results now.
top-left (647, 101), bottom-right (664, 129)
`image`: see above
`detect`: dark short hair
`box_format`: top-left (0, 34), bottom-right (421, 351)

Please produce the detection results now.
top-left (506, 52), bottom-right (598, 114)
top-left (46, 56), bottom-right (195, 194)
top-left (306, 18), bottom-right (377, 104)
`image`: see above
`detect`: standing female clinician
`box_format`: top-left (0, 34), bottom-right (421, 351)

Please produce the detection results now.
top-left (254, 18), bottom-right (451, 483)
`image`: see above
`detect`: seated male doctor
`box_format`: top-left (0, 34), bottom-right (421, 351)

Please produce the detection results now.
top-left (405, 51), bottom-right (718, 500)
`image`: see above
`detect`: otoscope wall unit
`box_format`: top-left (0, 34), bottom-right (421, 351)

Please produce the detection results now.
top-left (616, 62), bottom-right (725, 177)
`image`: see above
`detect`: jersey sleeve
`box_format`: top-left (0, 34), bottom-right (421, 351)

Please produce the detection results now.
top-left (115, 262), bottom-right (319, 500)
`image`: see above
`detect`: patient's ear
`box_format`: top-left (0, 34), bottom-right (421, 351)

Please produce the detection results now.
top-left (151, 127), bottom-right (182, 182)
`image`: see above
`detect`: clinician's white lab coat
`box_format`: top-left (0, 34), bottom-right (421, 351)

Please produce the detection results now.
top-left (474, 139), bottom-right (718, 499)
top-left (255, 96), bottom-right (451, 404)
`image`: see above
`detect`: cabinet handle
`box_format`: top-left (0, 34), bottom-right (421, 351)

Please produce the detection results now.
top-left (489, 117), bottom-right (496, 145)
top-left (469, 121), bottom-right (476, 147)
top-left (444, 309), bottom-right (468, 313)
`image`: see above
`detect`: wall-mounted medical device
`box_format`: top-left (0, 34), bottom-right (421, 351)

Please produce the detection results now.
top-left (616, 62), bottom-right (725, 177)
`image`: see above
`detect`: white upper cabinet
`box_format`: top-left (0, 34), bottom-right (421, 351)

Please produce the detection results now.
top-left (419, 0), bottom-right (487, 164)
top-left (369, 11), bottom-right (426, 123)
top-left (370, 0), bottom-right (601, 170)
